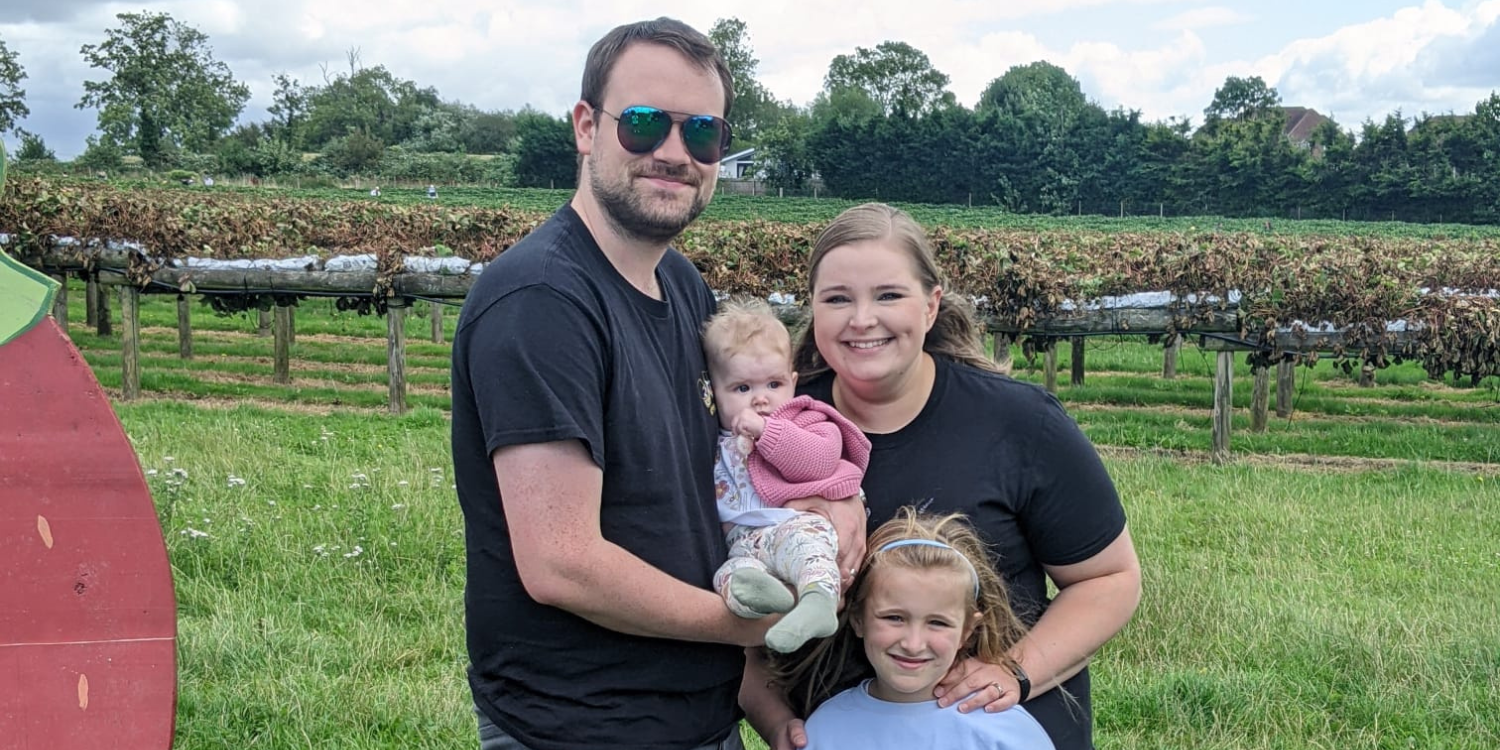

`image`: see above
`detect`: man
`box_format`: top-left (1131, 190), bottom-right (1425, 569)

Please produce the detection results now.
top-left (452, 18), bottom-right (864, 750)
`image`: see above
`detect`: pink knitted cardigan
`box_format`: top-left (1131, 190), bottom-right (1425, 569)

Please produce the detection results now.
top-left (746, 395), bottom-right (872, 507)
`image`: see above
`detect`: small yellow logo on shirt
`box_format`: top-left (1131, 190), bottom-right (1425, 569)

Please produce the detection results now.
top-left (699, 371), bottom-right (716, 416)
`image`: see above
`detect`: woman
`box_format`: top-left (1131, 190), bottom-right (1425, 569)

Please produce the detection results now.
top-left (742, 203), bottom-right (1141, 750)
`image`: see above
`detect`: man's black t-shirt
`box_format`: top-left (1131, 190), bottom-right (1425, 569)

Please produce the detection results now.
top-left (451, 204), bottom-right (742, 750)
top-left (800, 357), bottom-right (1127, 750)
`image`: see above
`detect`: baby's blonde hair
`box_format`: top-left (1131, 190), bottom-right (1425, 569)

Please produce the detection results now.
top-left (702, 297), bottom-right (792, 377)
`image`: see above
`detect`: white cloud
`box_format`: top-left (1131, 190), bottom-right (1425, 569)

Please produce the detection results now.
top-left (7, 0), bottom-right (1499, 158)
top-left (1153, 6), bottom-right (1254, 31)
top-left (1262, 0), bottom-right (1500, 124)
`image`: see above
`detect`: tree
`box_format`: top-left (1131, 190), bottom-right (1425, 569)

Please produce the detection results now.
top-left (708, 17), bottom-right (785, 145)
top-left (458, 109), bottom-right (517, 154)
top-left (300, 51), bottom-right (440, 150)
top-left (978, 62), bottom-right (1089, 137)
top-left (512, 109), bottom-right (576, 188)
top-left (0, 36), bottom-right (28, 136)
top-left (824, 41), bottom-right (955, 117)
top-left (77, 12), bottom-right (249, 167)
top-left (757, 110), bottom-right (816, 190)
top-left (267, 73), bottom-right (309, 149)
top-left (1203, 75), bottom-right (1282, 126)
top-left (15, 130), bottom-right (54, 161)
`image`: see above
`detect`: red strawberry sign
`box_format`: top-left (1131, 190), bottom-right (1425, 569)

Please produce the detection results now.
top-left (1, 144), bottom-right (178, 747)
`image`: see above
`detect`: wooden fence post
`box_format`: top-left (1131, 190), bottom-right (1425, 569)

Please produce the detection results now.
top-left (85, 274), bottom-right (99, 328)
top-left (991, 333), bottom-right (1012, 373)
top-left (96, 281), bottom-right (112, 337)
top-left (257, 308), bottom-right (271, 337)
top-left (120, 286), bottom-right (141, 401)
top-left (387, 298), bottom-right (408, 415)
top-left (1276, 357), bottom-right (1295, 418)
top-left (177, 295), bottom-right (193, 360)
top-left (430, 300), bottom-right (444, 343)
top-left (51, 275), bottom-right (68, 333)
top-left (1162, 334), bottom-right (1181, 379)
top-left (273, 304), bottom-right (293, 384)
top-left (1358, 361), bottom-right (1375, 388)
top-left (1251, 360), bottom-right (1270, 433)
top-left (1043, 340), bottom-right (1059, 394)
top-left (1212, 351), bottom-right (1234, 464)
top-left (1070, 337), bottom-right (1086, 386)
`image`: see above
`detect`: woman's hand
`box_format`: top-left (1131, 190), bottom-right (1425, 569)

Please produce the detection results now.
top-left (933, 656), bottom-right (1021, 713)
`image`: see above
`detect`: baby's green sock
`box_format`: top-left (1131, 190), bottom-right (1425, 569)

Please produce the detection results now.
top-left (728, 568), bottom-right (795, 618)
top-left (765, 590), bottom-right (838, 653)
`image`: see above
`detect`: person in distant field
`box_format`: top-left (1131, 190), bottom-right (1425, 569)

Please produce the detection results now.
top-left (371, 186), bottom-right (382, 197)
top-left (740, 203), bottom-right (1141, 750)
top-left (202, 175), bottom-right (214, 187)
top-left (702, 298), bottom-right (871, 655)
top-left (790, 508), bottom-right (1056, 750)
top-left (449, 17), bottom-right (866, 750)
top-left (427, 184), bottom-right (438, 199)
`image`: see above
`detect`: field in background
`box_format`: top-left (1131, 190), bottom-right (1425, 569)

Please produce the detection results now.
top-left (58, 284), bottom-right (1499, 749)
top-left (134, 180), bottom-right (1500, 239)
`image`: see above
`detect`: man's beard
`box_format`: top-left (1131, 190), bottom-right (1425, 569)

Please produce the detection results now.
top-left (589, 156), bottom-right (709, 243)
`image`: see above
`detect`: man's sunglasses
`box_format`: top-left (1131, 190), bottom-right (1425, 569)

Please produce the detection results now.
top-left (596, 105), bottom-right (734, 165)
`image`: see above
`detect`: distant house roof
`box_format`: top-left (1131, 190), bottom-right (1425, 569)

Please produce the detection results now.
top-left (721, 148), bottom-right (755, 164)
top-left (1281, 107), bottom-right (1331, 145)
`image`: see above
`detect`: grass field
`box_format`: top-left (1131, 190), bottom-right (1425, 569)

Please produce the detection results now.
top-left (56, 284), bottom-right (1500, 749)
top-left (138, 179), bottom-right (1500, 240)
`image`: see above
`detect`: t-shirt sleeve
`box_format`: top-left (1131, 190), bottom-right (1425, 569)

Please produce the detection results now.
top-left (1020, 394), bottom-right (1127, 567)
top-left (463, 284), bottom-right (608, 467)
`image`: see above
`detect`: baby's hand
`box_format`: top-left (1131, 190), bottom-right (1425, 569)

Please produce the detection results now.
top-left (732, 409), bottom-right (767, 440)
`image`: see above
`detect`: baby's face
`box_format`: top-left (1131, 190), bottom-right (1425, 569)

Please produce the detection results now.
top-left (711, 350), bottom-right (797, 428)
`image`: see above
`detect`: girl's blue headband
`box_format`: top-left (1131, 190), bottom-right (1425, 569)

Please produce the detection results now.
top-left (876, 539), bottom-right (981, 599)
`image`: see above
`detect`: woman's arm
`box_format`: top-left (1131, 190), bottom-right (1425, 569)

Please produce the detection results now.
top-left (935, 526), bottom-right (1141, 712)
top-left (741, 648), bottom-right (809, 750)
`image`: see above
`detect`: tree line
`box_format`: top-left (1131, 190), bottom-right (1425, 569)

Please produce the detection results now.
top-left (2, 14), bottom-right (1498, 223)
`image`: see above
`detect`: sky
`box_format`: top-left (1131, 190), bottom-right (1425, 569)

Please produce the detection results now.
top-left (2, 0), bottom-right (1498, 158)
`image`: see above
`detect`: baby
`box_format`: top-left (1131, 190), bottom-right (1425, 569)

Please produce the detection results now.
top-left (702, 298), bottom-right (871, 653)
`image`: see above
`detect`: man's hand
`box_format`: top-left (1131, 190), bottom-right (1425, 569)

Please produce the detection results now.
top-left (784, 492), bottom-right (867, 593)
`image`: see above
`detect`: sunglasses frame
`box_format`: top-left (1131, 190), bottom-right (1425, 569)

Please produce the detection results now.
top-left (595, 105), bottom-right (734, 165)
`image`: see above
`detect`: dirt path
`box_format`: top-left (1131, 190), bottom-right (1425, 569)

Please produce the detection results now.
top-left (140, 326), bottom-right (449, 348)
top-left (1097, 445), bottom-right (1499, 475)
top-left (1068, 401), bottom-right (1494, 428)
top-left (142, 352), bottom-right (447, 377)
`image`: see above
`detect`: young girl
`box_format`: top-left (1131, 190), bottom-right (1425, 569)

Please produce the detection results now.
top-left (702, 298), bottom-right (871, 654)
top-left (784, 508), bottom-right (1055, 749)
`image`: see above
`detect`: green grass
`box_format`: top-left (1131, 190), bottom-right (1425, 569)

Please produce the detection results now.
top-left (120, 403), bottom-right (1499, 749)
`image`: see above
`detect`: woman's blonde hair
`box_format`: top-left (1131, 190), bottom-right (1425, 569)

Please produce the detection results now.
top-left (791, 203), bottom-right (999, 378)
top-left (772, 506), bottom-right (1028, 716)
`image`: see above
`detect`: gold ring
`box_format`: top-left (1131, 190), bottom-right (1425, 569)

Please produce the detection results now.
top-left (990, 681), bottom-right (1003, 693)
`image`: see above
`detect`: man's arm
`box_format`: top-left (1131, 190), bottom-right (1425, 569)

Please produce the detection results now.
top-left (495, 440), bottom-right (770, 647)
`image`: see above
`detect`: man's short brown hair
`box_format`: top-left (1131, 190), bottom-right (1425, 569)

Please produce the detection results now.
top-left (580, 17), bottom-right (735, 118)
